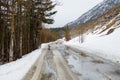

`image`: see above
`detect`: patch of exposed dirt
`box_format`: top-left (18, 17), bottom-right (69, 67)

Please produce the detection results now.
top-left (114, 70), bottom-right (120, 75)
top-left (92, 60), bottom-right (104, 64)
top-left (80, 52), bottom-right (88, 57)
top-left (41, 73), bottom-right (54, 80)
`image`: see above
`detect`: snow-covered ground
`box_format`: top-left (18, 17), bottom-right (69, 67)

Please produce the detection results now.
top-left (0, 26), bottom-right (120, 80)
top-left (0, 40), bottom-right (62, 80)
top-left (0, 36), bottom-right (120, 80)
top-left (65, 27), bottom-right (120, 63)
top-left (0, 46), bottom-right (42, 80)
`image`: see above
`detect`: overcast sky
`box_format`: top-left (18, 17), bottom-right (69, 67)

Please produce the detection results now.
top-left (48, 0), bottom-right (103, 28)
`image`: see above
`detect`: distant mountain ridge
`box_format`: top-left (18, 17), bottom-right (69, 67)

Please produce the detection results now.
top-left (67, 0), bottom-right (120, 28)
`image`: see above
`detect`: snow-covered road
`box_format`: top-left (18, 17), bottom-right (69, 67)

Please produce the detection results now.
top-left (65, 46), bottom-right (120, 80)
top-left (23, 42), bottom-right (120, 80)
top-left (53, 50), bottom-right (79, 80)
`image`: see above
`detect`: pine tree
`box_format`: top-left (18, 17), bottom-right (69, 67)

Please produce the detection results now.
top-left (35, 0), bottom-right (57, 27)
top-left (34, 0), bottom-right (57, 45)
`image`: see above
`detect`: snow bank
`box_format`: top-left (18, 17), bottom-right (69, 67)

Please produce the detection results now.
top-left (0, 47), bottom-right (42, 80)
top-left (65, 27), bottom-right (120, 63)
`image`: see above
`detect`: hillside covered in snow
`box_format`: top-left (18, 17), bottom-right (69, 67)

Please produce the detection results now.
top-left (66, 7), bottom-right (120, 63)
top-left (65, 0), bottom-right (120, 63)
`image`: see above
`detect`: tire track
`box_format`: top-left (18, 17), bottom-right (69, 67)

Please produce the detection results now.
top-left (53, 50), bottom-right (79, 80)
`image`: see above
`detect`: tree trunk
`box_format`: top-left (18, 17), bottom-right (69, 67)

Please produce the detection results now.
top-left (9, 0), bottom-right (15, 61)
top-left (19, 0), bottom-right (22, 57)
top-left (27, 2), bottom-right (30, 53)
top-left (1, 24), bottom-right (5, 63)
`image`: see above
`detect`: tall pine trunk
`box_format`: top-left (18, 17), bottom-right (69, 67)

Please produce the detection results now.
top-left (1, 23), bottom-right (5, 63)
top-left (19, 0), bottom-right (22, 57)
top-left (9, 0), bottom-right (15, 61)
top-left (27, 1), bottom-right (30, 53)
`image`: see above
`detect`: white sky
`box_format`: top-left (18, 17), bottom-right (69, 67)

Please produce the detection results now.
top-left (48, 0), bottom-right (103, 28)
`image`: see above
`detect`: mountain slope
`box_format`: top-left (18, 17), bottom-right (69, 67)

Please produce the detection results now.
top-left (70, 3), bottom-right (120, 38)
top-left (66, 4), bottom-right (120, 63)
top-left (68, 0), bottom-right (120, 28)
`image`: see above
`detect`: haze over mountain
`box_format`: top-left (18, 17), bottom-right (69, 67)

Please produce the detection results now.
top-left (67, 0), bottom-right (120, 28)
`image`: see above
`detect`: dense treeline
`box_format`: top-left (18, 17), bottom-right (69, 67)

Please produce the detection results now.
top-left (50, 26), bottom-right (71, 40)
top-left (50, 27), bottom-right (65, 38)
top-left (0, 0), bottom-right (57, 64)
